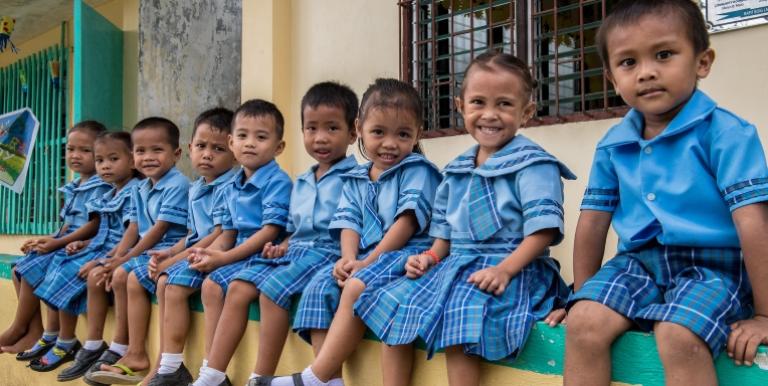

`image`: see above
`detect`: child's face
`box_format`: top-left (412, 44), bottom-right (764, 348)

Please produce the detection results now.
top-left (605, 15), bottom-right (714, 127)
top-left (94, 139), bottom-right (134, 186)
top-left (302, 105), bottom-right (355, 167)
top-left (189, 124), bottom-right (235, 183)
top-left (229, 114), bottom-right (285, 174)
top-left (132, 127), bottom-right (181, 182)
top-left (358, 107), bottom-right (419, 177)
top-left (457, 67), bottom-right (535, 158)
top-left (66, 130), bottom-right (97, 177)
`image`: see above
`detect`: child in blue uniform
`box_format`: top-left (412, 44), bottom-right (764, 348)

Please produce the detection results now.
top-left (271, 78), bottom-right (442, 386)
top-left (354, 53), bottom-right (573, 386)
top-left (189, 99), bottom-right (293, 386)
top-left (199, 82), bottom-right (359, 385)
top-left (143, 108), bottom-right (236, 385)
top-left (88, 117), bottom-right (190, 385)
top-left (2, 121), bottom-right (110, 361)
top-left (32, 132), bottom-right (140, 380)
top-left (565, 1), bottom-right (768, 385)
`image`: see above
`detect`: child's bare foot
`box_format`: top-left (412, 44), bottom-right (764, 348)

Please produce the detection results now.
top-left (1, 322), bottom-right (44, 353)
top-left (0, 326), bottom-right (27, 350)
top-left (99, 354), bottom-right (150, 375)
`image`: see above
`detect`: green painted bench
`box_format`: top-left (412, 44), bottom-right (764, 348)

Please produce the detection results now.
top-left (1, 253), bottom-right (766, 385)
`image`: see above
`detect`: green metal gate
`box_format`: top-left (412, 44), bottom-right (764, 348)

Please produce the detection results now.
top-left (0, 45), bottom-right (69, 234)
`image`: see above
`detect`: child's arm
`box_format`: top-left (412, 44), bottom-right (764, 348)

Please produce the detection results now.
top-left (116, 221), bottom-right (171, 264)
top-left (332, 229), bottom-right (361, 284)
top-left (572, 210), bottom-right (613, 291)
top-left (405, 238), bottom-right (450, 278)
top-left (727, 203), bottom-right (768, 365)
top-left (262, 236), bottom-right (290, 259)
top-left (151, 226), bottom-right (224, 277)
top-left (34, 217), bottom-right (100, 254)
top-left (469, 228), bottom-right (558, 295)
top-left (189, 226), bottom-right (281, 272)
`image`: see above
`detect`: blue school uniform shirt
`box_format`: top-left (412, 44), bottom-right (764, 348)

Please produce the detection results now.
top-left (85, 178), bottom-right (141, 250)
top-left (430, 135), bottom-right (576, 249)
top-left (130, 167), bottom-right (190, 245)
top-left (581, 90), bottom-right (768, 252)
top-left (220, 160), bottom-right (292, 245)
top-left (59, 174), bottom-right (112, 232)
top-left (186, 169), bottom-right (237, 247)
top-left (287, 155), bottom-right (358, 250)
top-left (329, 153), bottom-right (442, 251)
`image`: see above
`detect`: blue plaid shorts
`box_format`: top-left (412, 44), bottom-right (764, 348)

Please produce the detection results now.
top-left (258, 246), bottom-right (337, 310)
top-left (569, 245), bottom-right (752, 356)
top-left (122, 254), bottom-right (156, 293)
top-left (165, 260), bottom-right (206, 289)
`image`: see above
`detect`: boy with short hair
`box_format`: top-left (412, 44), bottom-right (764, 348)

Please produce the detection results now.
top-left (188, 99), bottom-right (294, 386)
top-left (196, 82), bottom-right (358, 386)
top-left (87, 117), bottom-right (191, 385)
top-left (564, 1), bottom-right (768, 385)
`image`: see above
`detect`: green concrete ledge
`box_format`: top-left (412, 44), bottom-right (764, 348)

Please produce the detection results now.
top-left (1, 253), bottom-right (767, 385)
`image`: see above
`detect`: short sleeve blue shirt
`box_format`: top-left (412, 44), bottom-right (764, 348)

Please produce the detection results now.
top-left (220, 160), bottom-right (292, 245)
top-left (59, 174), bottom-right (112, 231)
top-left (288, 155), bottom-right (358, 249)
top-left (430, 135), bottom-right (576, 247)
top-left (581, 90), bottom-right (768, 252)
top-left (130, 167), bottom-right (190, 245)
top-left (86, 178), bottom-right (141, 250)
top-left (186, 168), bottom-right (237, 247)
top-left (329, 153), bottom-right (442, 251)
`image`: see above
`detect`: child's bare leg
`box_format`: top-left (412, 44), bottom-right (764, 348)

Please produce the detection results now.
top-left (201, 278), bottom-right (225, 357)
top-left (254, 293), bottom-right (290, 375)
top-left (110, 267), bottom-right (130, 345)
top-left (564, 301), bottom-right (632, 386)
top-left (654, 322), bottom-right (717, 386)
top-left (145, 276), bottom-right (168, 382)
top-left (103, 272), bottom-right (151, 372)
top-left (445, 346), bottom-right (480, 386)
top-left (0, 274), bottom-right (42, 347)
top-left (310, 278), bottom-right (368, 381)
top-left (86, 266), bottom-right (110, 342)
top-left (382, 344), bottom-right (414, 386)
top-left (207, 281), bottom-right (258, 372)
top-left (44, 306), bottom-right (60, 336)
top-left (162, 284), bottom-right (196, 354)
top-left (310, 330), bottom-right (328, 357)
top-left (59, 311), bottom-right (78, 340)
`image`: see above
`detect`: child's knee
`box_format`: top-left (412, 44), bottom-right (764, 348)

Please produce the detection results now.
top-left (165, 284), bottom-right (193, 303)
top-left (127, 272), bottom-right (144, 293)
top-left (87, 268), bottom-right (104, 289)
top-left (112, 267), bottom-right (129, 288)
top-left (227, 280), bottom-right (258, 305)
top-left (201, 278), bottom-right (223, 302)
top-left (566, 301), bottom-right (628, 347)
top-left (342, 278), bottom-right (366, 300)
top-left (655, 322), bottom-right (710, 363)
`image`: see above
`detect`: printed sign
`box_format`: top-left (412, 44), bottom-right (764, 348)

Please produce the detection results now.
top-left (0, 108), bottom-right (39, 193)
top-left (703, 0), bottom-right (768, 32)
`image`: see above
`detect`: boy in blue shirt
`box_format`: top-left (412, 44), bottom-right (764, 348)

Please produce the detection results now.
top-left (565, 1), bottom-right (768, 385)
top-left (188, 99), bottom-right (293, 386)
top-left (87, 117), bottom-right (190, 385)
top-left (196, 82), bottom-right (358, 386)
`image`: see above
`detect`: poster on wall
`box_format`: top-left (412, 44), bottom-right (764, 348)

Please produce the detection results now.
top-left (702, 0), bottom-right (768, 32)
top-left (0, 108), bottom-right (39, 194)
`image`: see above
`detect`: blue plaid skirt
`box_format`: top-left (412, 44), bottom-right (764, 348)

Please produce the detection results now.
top-left (255, 245), bottom-right (338, 310)
top-left (15, 250), bottom-right (63, 289)
top-left (569, 245), bottom-right (752, 356)
top-left (293, 247), bottom-right (421, 344)
top-left (203, 253), bottom-right (273, 294)
top-left (34, 246), bottom-right (110, 315)
top-left (355, 241), bottom-right (569, 361)
top-left (165, 259), bottom-right (207, 289)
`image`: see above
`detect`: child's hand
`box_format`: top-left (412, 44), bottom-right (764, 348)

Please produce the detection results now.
top-left (405, 253), bottom-right (433, 279)
top-left (66, 241), bottom-right (85, 255)
top-left (188, 248), bottom-right (222, 273)
top-left (33, 237), bottom-right (59, 254)
top-left (78, 260), bottom-right (100, 278)
top-left (262, 242), bottom-right (287, 259)
top-left (98, 257), bottom-right (120, 288)
top-left (149, 249), bottom-right (171, 263)
top-left (468, 266), bottom-right (511, 296)
top-left (544, 308), bottom-right (567, 327)
top-left (727, 315), bottom-right (768, 366)
top-left (21, 238), bottom-right (40, 254)
top-left (335, 260), bottom-right (367, 287)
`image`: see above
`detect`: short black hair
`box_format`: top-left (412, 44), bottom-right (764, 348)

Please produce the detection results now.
top-left (70, 120), bottom-right (107, 137)
top-left (192, 107), bottom-right (234, 138)
top-left (94, 131), bottom-right (143, 179)
top-left (132, 117), bottom-right (181, 149)
top-left (357, 78), bottom-right (424, 158)
top-left (596, 0), bottom-right (710, 67)
top-left (460, 52), bottom-right (537, 100)
top-left (300, 81), bottom-right (358, 131)
top-left (233, 99), bottom-right (285, 140)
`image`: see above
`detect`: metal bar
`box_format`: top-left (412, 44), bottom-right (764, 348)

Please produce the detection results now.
top-left (579, 1), bottom-right (586, 113)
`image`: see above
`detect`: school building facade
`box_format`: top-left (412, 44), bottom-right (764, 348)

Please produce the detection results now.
top-left (0, 1), bottom-right (767, 385)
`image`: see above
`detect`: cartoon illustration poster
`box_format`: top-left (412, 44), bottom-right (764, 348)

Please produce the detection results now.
top-left (0, 108), bottom-right (39, 194)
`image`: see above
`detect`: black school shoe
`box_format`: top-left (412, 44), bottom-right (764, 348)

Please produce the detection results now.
top-left (28, 341), bottom-right (82, 372)
top-left (147, 363), bottom-right (193, 386)
top-left (57, 341), bottom-right (109, 381)
top-left (15, 337), bottom-right (55, 361)
top-left (83, 349), bottom-right (122, 386)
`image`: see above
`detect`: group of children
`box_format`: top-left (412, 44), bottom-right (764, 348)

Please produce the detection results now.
top-left (1, 1), bottom-right (767, 385)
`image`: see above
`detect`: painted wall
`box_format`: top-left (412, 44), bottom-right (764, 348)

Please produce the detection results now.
top-left (138, 0), bottom-right (242, 176)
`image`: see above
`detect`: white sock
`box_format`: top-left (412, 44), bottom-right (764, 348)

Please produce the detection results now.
top-left (42, 331), bottom-right (58, 340)
top-left (57, 337), bottom-right (77, 345)
top-left (248, 373), bottom-right (261, 380)
top-left (109, 341), bottom-right (128, 356)
top-left (158, 352), bottom-right (184, 374)
top-left (193, 366), bottom-right (226, 386)
top-left (199, 359), bottom-right (209, 375)
top-left (328, 378), bottom-right (344, 386)
top-left (272, 367), bottom-right (328, 386)
top-left (83, 340), bottom-right (104, 351)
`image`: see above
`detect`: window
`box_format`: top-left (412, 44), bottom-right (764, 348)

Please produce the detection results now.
top-left (399, 0), bottom-right (627, 137)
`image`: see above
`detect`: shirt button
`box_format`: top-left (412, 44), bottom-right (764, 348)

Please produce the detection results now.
top-left (646, 193), bottom-right (656, 201)
top-left (644, 146), bottom-right (653, 154)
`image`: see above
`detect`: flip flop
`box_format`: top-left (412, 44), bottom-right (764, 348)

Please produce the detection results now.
top-left (88, 363), bottom-right (148, 385)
